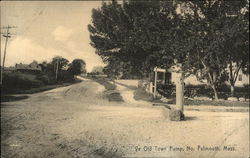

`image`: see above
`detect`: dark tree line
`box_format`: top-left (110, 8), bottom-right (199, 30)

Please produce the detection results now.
top-left (39, 57), bottom-right (86, 83)
top-left (88, 0), bottom-right (249, 99)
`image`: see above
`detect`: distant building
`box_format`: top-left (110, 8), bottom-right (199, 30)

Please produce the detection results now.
top-left (226, 69), bottom-right (249, 87)
top-left (15, 61), bottom-right (42, 72)
top-left (158, 65), bottom-right (249, 87)
top-left (3, 66), bottom-right (16, 73)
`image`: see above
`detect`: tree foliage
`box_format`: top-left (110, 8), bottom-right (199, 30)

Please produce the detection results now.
top-left (51, 56), bottom-right (69, 72)
top-left (89, 1), bottom-right (178, 78)
top-left (91, 66), bottom-right (104, 74)
top-left (68, 59), bottom-right (86, 75)
top-left (89, 0), bottom-right (249, 99)
top-left (38, 56), bottom-right (71, 82)
top-left (182, 1), bottom-right (249, 98)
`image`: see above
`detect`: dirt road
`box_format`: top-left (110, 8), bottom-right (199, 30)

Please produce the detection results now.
top-left (1, 78), bottom-right (249, 158)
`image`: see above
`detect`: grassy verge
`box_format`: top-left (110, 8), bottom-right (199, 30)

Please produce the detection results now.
top-left (93, 78), bottom-right (123, 102)
top-left (1, 79), bottom-right (82, 103)
top-left (133, 88), bottom-right (153, 102)
top-left (1, 79), bottom-right (81, 95)
top-left (113, 81), bottom-right (137, 90)
top-left (134, 88), bottom-right (249, 107)
top-left (93, 78), bottom-right (116, 90)
top-left (1, 71), bottom-right (79, 95)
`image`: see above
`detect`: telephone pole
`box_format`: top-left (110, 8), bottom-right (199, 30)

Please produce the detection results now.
top-left (0, 25), bottom-right (17, 85)
top-left (55, 58), bottom-right (59, 80)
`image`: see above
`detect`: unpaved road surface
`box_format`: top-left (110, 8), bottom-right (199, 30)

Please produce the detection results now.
top-left (1, 78), bottom-right (249, 158)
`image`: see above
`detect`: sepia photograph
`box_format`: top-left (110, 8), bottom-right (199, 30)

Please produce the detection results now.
top-left (1, 1), bottom-right (249, 158)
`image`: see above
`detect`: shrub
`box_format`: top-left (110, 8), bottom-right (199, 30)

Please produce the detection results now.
top-left (94, 78), bottom-right (116, 90)
top-left (157, 83), bottom-right (249, 99)
top-left (58, 70), bottom-right (74, 82)
top-left (134, 88), bottom-right (153, 101)
top-left (2, 72), bottom-right (44, 90)
top-left (107, 92), bottom-right (124, 102)
top-left (36, 74), bottom-right (50, 84)
top-left (157, 83), bottom-right (176, 97)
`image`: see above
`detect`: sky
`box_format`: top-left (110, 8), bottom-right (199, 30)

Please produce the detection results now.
top-left (1, 1), bottom-right (105, 72)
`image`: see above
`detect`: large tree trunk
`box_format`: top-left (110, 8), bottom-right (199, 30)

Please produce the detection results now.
top-left (200, 60), bottom-right (219, 100)
top-left (229, 61), bottom-right (235, 97)
top-left (209, 71), bottom-right (219, 100)
top-left (230, 84), bottom-right (235, 97)
top-left (228, 61), bottom-right (242, 97)
top-left (211, 84), bottom-right (219, 100)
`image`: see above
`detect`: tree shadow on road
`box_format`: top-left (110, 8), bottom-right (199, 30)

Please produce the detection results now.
top-left (1, 95), bottom-right (29, 103)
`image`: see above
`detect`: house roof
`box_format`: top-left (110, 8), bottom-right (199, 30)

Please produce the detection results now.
top-left (4, 67), bottom-right (15, 71)
top-left (15, 61), bottom-right (41, 71)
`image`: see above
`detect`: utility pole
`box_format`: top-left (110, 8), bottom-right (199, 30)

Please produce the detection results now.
top-left (55, 58), bottom-right (59, 80)
top-left (0, 25), bottom-right (17, 85)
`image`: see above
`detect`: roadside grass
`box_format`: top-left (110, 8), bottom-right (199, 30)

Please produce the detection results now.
top-left (1, 71), bottom-right (78, 95)
top-left (93, 78), bottom-right (116, 90)
top-left (1, 95), bottom-right (29, 103)
top-left (1, 79), bottom-right (82, 103)
top-left (1, 78), bottom-right (81, 95)
top-left (93, 78), bottom-right (124, 102)
top-left (1, 71), bottom-right (82, 103)
top-left (4, 81), bottom-right (79, 94)
top-left (158, 84), bottom-right (249, 100)
top-left (134, 88), bottom-right (249, 107)
top-left (134, 88), bottom-right (154, 102)
top-left (114, 81), bottom-right (137, 90)
top-left (107, 92), bottom-right (124, 102)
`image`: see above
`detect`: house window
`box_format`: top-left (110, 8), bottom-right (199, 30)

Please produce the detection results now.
top-left (238, 74), bottom-right (242, 81)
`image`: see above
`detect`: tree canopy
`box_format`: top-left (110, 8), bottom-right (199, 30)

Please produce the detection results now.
top-left (91, 66), bottom-right (104, 74)
top-left (88, 0), bottom-right (249, 98)
top-left (68, 59), bottom-right (86, 75)
top-left (181, 1), bottom-right (249, 97)
top-left (89, 0), bottom-right (177, 78)
top-left (51, 56), bottom-right (69, 71)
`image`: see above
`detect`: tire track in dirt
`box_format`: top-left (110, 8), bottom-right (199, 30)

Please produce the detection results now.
top-left (210, 119), bottom-right (249, 158)
top-left (2, 78), bottom-right (249, 158)
top-left (1, 78), bottom-right (121, 158)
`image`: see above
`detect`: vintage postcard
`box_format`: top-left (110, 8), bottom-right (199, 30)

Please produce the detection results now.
top-left (1, 1), bottom-right (249, 158)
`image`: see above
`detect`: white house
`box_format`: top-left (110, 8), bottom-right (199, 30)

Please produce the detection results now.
top-left (226, 69), bottom-right (249, 87)
top-left (161, 65), bottom-right (249, 87)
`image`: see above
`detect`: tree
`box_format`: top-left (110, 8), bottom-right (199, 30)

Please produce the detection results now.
top-left (68, 59), bottom-right (86, 75)
top-left (88, 0), bottom-right (203, 79)
top-left (45, 56), bottom-right (69, 81)
top-left (91, 66), bottom-right (104, 74)
top-left (51, 56), bottom-right (69, 72)
top-left (222, 7), bottom-right (249, 96)
top-left (183, 1), bottom-right (249, 99)
top-left (88, 0), bottom-right (176, 78)
top-left (39, 61), bottom-right (48, 72)
top-left (89, 0), bottom-right (249, 99)
top-left (38, 57), bottom-right (70, 82)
